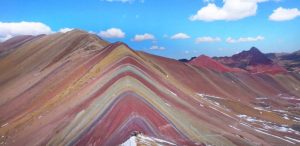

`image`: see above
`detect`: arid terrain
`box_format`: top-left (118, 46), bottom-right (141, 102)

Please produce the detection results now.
top-left (0, 30), bottom-right (300, 146)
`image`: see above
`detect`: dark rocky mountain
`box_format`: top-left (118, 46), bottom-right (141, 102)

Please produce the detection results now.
top-left (178, 56), bottom-right (196, 62)
top-left (266, 50), bottom-right (300, 72)
top-left (214, 47), bottom-right (286, 74)
top-left (216, 47), bottom-right (273, 68)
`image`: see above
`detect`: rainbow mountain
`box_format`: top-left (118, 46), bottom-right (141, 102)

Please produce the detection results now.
top-left (0, 30), bottom-right (300, 146)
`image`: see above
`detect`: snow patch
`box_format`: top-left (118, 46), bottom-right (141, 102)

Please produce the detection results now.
top-left (262, 123), bottom-right (300, 135)
top-left (237, 115), bottom-right (264, 123)
top-left (197, 93), bottom-right (222, 99)
top-left (271, 126), bottom-right (289, 132)
top-left (285, 136), bottom-right (300, 143)
top-left (229, 125), bottom-right (241, 131)
top-left (121, 136), bottom-right (137, 146)
top-left (168, 89), bottom-right (177, 96)
top-left (273, 109), bottom-right (288, 113)
top-left (165, 102), bottom-right (171, 107)
top-left (283, 114), bottom-right (289, 120)
top-left (138, 134), bottom-right (176, 146)
top-left (293, 116), bottom-right (300, 122)
top-left (1, 123), bottom-right (8, 128)
top-left (254, 129), bottom-right (295, 144)
top-left (121, 134), bottom-right (176, 146)
top-left (256, 97), bottom-right (268, 100)
top-left (279, 95), bottom-right (300, 101)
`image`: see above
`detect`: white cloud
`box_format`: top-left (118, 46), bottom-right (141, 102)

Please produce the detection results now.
top-left (226, 36), bottom-right (264, 43)
top-left (171, 33), bottom-right (191, 40)
top-left (132, 33), bottom-right (155, 41)
top-left (190, 0), bottom-right (268, 21)
top-left (59, 28), bottom-right (74, 33)
top-left (98, 28), bottom-right (125, 38)
top-left (195, 37), bottom-right (221, 43)
top-left (0, 21), bottom-right (52, 42)
top-left (149, 45), bottom-right (166, 50)
top-left (269, 7), bottom-right (300, 21)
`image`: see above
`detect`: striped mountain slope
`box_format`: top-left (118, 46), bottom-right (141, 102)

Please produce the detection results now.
top-left (0, 30), bottom-right (300, 146)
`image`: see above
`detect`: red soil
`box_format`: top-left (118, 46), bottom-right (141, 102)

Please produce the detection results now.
top-left (189, 55), bottom-right (244, 73)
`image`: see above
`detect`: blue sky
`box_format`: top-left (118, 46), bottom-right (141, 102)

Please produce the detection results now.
top-left (0, 0), bottom-right (300, 59)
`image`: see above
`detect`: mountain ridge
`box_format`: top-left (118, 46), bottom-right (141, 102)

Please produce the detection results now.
top-left (182, 47), bottom-right (293, 74)
top-left (189, 55), bottom-right (244, 73)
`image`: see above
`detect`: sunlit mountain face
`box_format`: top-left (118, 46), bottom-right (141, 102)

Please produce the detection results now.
top-left (0, 0), bottom-right (300, 146)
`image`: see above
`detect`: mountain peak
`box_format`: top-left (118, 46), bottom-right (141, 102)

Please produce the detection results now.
top-left (232, 47), bottom-right (272, 66)
top-left (237, 47), bottom-right (263, 57)
top-left (62, 29), bottom-right (101, 39)
top-left (66, 29), bottom-right (88, 34)
top-left (249, 47), bottom-right (260, 53)
top-left (214, 47), bottom-right (287, 73)
top-left (198, 54), bottom-right (209, 58)
top-left (190, 54), bottom-right (211, 63)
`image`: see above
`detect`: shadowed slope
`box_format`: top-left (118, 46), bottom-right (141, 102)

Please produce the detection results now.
top-left (0, 35), bottom-right (43, 58)
top-left (0, 29), bottom-right (109, 106)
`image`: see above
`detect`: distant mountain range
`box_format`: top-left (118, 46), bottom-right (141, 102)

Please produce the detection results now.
top-left (180, 47), bottom-right (300, 73)
top-left (266, 50), bottom-right (300, 72)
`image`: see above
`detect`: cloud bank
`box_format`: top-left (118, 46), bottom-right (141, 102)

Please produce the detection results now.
top-left (132, 33), bottom-right (155, 41)
top-left (0, 21), bottom-right (52, 42)
top-left (171, 33), bottom-right (191, 40)
top-left (190, 0), bottom-right (268, 21)
top-left (195, 37), bottom-right (221, 43)
top-left (149, 45), bottom-right (166, 50)
top-left (226, 36), bottom-right (264, 43)
top-left (59, 28), bottom-right (74, 33)
top-left (269, 7), bottom-right (300, 21)
top-left (98, 28), bottom-right (125, 38)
